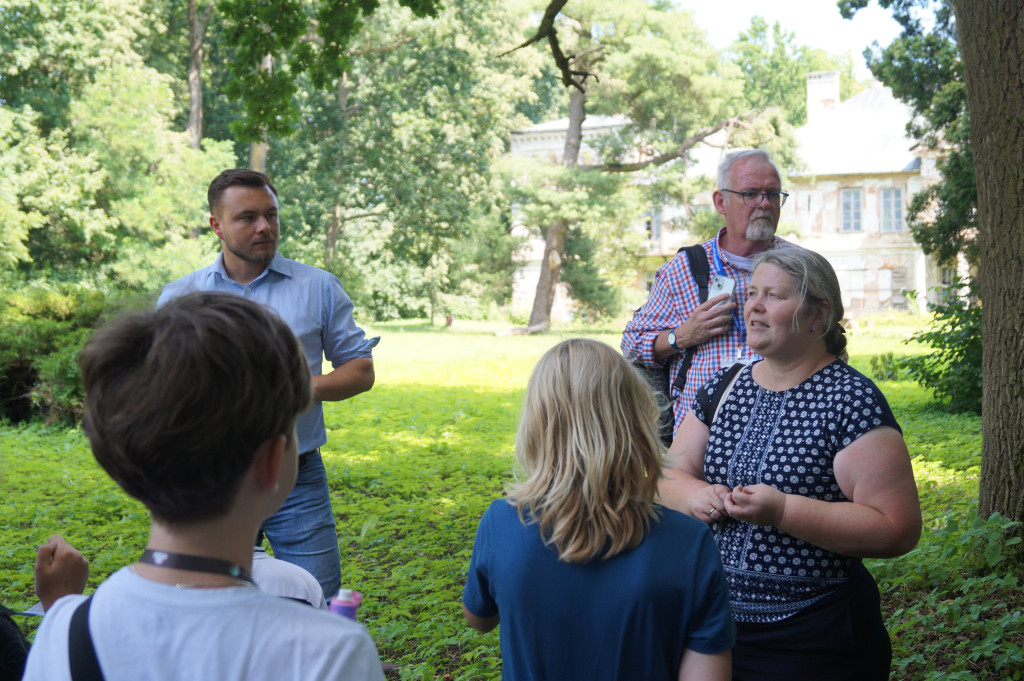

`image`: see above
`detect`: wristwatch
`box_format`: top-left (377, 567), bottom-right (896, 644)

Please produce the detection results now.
top-left (667, 329), bottom-right (683, 352)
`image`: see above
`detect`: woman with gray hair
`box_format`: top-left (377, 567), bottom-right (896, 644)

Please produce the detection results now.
top-left (660, 244), bottom-right (922, 680)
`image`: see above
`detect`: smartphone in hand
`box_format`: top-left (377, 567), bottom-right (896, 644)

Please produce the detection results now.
top-left (709, 275), bottom-right (736, 307)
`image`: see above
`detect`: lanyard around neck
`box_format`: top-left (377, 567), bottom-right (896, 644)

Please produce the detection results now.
top-left (138, 549), bottom-right (255, 586)
top-left (711, 239), bottom-right (746, 348)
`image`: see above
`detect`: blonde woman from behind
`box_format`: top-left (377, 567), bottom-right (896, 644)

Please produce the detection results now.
top-left (463, 338), bottom-right (734, 681)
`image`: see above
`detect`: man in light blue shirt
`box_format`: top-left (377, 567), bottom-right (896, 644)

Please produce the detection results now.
top-left (158, 169), bottom-right (378, 598)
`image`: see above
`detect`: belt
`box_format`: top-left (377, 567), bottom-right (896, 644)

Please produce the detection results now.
top-left (298, 449), bottom-right (318, 467)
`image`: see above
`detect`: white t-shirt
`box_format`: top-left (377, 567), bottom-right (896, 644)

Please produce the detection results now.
top-left (22, 567), bottom-right (384, 681)
top-left (252, 547), bottom-right (328, 609)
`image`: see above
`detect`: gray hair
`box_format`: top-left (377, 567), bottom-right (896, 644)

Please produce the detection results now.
top-left (751, 244), bottom-right (848, 360)
top-left (717, 149), bottom-right (781, 190)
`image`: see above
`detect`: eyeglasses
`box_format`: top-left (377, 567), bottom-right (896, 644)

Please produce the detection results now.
top-left (721, 189), bottom-right (789, 208)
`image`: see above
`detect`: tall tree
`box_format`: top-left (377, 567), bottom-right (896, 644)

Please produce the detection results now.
top-left (949, 0), bottom-right (1024, 525)
top-left (511, 0), bottom-right (787, 329)
top-left (269, 0), bottom-right (541, 320)
top-left (186, 0), bottom-right (215, 148)
top-left (729, 17), bottom-right (867, 126)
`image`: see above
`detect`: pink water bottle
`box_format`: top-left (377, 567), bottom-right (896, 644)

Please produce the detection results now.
top-left (329, 588), bottom-right (362, 620)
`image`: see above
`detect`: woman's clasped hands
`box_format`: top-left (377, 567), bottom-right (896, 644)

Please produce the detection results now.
top-left (698, 483), bottom-right (787, 528)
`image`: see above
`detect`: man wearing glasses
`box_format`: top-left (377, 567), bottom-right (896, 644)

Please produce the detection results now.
top-left (622, 149), bottom-right (789, 437)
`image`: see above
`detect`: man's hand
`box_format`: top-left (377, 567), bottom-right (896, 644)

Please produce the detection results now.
top-left (34, 534), bottom-right (89, 612)
top-left (678, 293), bottom-right (736, 347)
top-left (655, 293), bottom-right (736, 360)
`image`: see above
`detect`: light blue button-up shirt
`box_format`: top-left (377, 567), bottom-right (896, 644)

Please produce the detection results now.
top-left (158, 253), bottom-right (379, 453)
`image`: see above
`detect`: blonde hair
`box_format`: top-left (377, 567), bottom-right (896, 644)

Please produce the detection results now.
top-left (752, 244), bottom-right (848, 361)
top-left (507, 339), bottom-right (664, 563)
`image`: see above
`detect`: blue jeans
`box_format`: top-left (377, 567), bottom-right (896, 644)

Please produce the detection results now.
top-left (260, 450), bottom-right (341, 599)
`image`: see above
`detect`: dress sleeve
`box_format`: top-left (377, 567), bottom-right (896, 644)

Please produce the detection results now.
top-left (835, 370), bottom-right (902, 449)
top-left (462, 503), bottom-right (499, 619)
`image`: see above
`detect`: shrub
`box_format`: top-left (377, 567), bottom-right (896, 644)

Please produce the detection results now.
top-left (870, 507), bottom-right (1023, 679)
top-left (0, 283), bottom-right (114, 424)
top-left (870, 352), bottom-right (905, 381)
top-left (902, 279), bottom-right (982, 414)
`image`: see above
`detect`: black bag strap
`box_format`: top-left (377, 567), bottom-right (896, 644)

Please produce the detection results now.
top-left (671, 244), bottom-right (711, 393)
top-left (69, 596), bottom-right (105, 681)
top-left (707, 362), bottom-right (744, 423)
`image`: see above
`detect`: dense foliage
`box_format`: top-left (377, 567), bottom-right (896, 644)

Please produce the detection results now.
top-left (901, 280), bottom-right (983, 413)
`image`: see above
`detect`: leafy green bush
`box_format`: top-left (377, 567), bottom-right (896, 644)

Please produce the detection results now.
top-left (870, 352), bottom-right (905, 381)
top-left (870, 507), bottom-right (1023, 680)
top-left (0, 283), bottom-right (116, 424)
top-left (902, 279), bottom-right (982, 414)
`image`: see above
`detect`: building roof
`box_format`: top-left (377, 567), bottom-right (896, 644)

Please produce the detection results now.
top-left (511, 115), bottom-right (631, 135)
top-left (794, 85), bottom-right (921, 177)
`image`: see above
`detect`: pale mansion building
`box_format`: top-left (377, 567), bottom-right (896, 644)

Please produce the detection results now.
top-left (508, 71), bottom-right (955, 321)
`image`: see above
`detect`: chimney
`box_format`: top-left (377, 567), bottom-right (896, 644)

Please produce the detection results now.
top-left (806, 71), bottom-right (840, 124)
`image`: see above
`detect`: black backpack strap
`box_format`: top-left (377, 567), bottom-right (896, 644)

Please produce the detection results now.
top-left (69, 596), bottom-right (105, 681)
top-left (671, 244), bottom-right (712, 393)
top-left (707, 362), bottom-right (744, 424)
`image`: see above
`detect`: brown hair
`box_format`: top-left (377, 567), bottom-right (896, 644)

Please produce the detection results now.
top-left (80, 293), bottom-right (311, 524)
top-left (508, 339), bottom-right (664, 563)
top-left (207, 169), bottom-right (278, 215)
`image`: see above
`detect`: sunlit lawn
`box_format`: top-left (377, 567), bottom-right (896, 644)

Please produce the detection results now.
top-left (2, 312), bottom-right (1017, 680)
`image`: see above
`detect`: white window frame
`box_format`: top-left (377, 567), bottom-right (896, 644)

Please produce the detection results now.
top-left (880, 187), bottom-right (905, 233)
top-left (840, 188), bottom-right (862, 232)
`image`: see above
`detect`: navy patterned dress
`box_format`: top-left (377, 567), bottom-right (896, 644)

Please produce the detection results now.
top-left (692, 360), bottom-right (900, 623)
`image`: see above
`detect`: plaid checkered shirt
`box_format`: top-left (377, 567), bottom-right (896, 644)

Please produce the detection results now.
top-left (622, 229), bottom-right (786, 434)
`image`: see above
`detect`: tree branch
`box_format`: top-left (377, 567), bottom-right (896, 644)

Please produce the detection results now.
top-left (497, 0), bottom-right (569, 56)
top-left (576, 112), bottom-right (759, 172)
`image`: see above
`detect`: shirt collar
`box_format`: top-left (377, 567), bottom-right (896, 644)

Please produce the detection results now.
top-left (209, 252), bottom-right (294, 285)
top-left (715, 227), bottom-right (781, 269)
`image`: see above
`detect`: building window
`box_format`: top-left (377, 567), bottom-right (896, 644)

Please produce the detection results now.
top-left (890, 267), bottom-right (908, 308)
top-left (840, 188), bottom-right (862, 232)
top-left (939, 266), bottom-right (955, 303)
top-left (644, 271), bottom-right (656, 292)
top-left (645, 208), bottom-right (663, 242)
top-left (880, 187), bottom-right (905, 232)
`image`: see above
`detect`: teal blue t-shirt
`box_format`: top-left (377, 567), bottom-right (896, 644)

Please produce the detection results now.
top-left (463, 500), bottom-right (735, 681)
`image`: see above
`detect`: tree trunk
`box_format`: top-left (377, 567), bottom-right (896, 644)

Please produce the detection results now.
top-left (952, 0), bottom-right (1024, 524)
top-left (249, 54), bottom-right (273, 171)
top-left (250, 140), bottom-right (269, 172)
top-left (528, 219), bottom-right (568, 329)
top-left (186, 1), bottom-right (212, 149)
top-left (326, 203), bottom-right (343, 267)
top-left (527, 86), bottom-right (587, 329)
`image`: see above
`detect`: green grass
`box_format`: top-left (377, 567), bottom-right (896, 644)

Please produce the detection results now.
top-left (1, 315), bottom-right (1020, 680)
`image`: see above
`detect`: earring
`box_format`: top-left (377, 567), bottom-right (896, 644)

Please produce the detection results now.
top-left (811, 326), bottom-right (816, 333)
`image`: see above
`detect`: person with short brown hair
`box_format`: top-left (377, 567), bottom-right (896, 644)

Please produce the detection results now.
top-left (159, 169), bottom-right (378, 598)
top-left (23, 293), bottom-right (384, 681)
